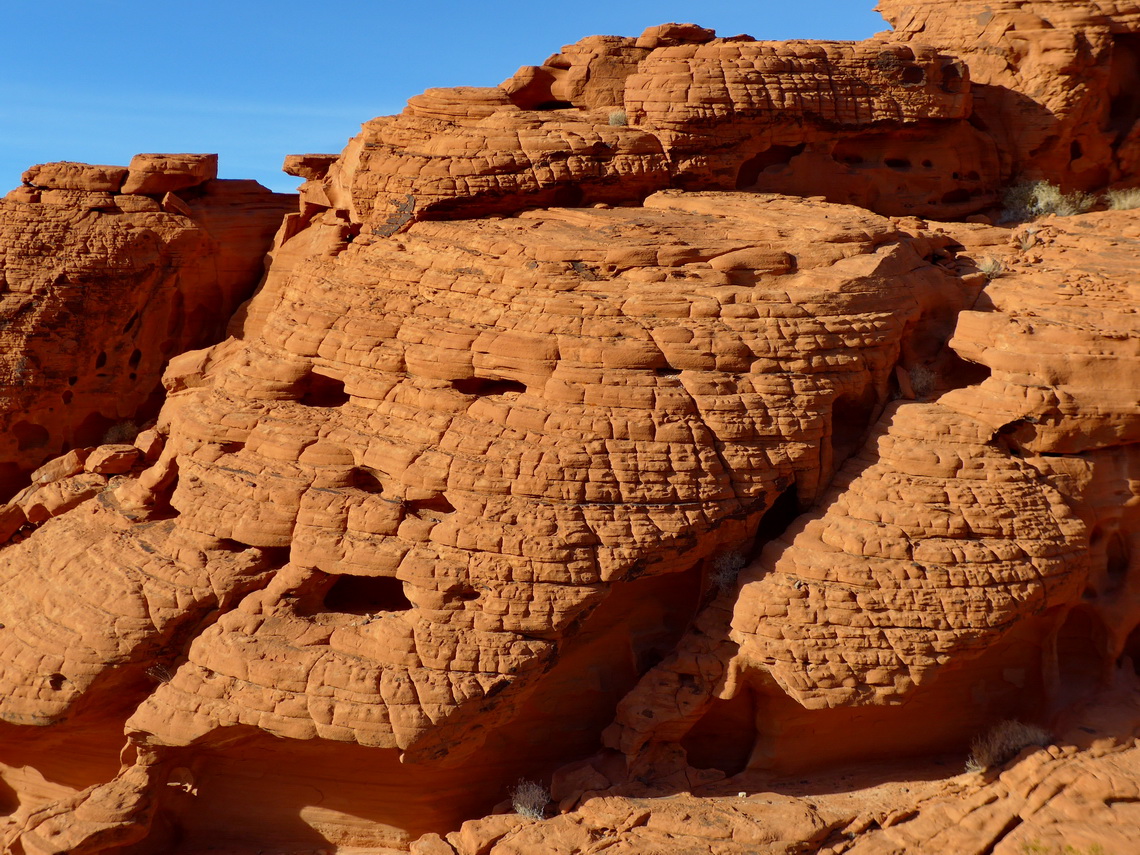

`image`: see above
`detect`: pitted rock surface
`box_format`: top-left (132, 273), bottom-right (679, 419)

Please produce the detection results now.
top-left (1, 3), bottom-right (1140, 853)
top-left (0, 163), bottom-right (294, 498)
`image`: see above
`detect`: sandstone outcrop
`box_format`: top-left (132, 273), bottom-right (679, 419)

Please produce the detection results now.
top-left (0, 157), bottom-right (294, 499)
top-left (318, 34), bottom-right (996, 230)
top-left (879, 0), bottom-right (1140, 191)
top-left (0, 2), bottom-right (1138, 854)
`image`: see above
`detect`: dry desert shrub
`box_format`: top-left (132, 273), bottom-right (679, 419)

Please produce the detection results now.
top-left (510, 779), bottom-right (549, 820)
top-left (908, 363), bottom-right (937, 398)
top-left (608, 109), bottom-right (628, 127)
top-left (1104, 187), bottom-right (1140, 210)
top-left (103, 420), bottom-right (140, 444)
top-left (1001, 181), bottom-right (1096, 223)
top-left (978, 256), bottom-right (1004, 280)
top-left (710, 551), bottom-right (747, 593)
top-left (966, 719), bottom-right (1051, 772)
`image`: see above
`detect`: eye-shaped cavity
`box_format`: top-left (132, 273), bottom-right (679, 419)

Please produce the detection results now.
top-left (322, 574), bottom-right (413, 615)
top-left (451, 377), bottom-right (526, 397)
top-left (298, 370), bottom-right (350, 407)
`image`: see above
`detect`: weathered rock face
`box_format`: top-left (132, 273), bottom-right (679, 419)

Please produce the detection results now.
top-left (879, 0), bottom-right (1140, 190)
top-left (605, 211), bottom-right (1140, 785)
top-left (317, 27), bottom-right (999, 230)
top-left (943, 211), bottom-right (1140, 452)
top-left (0, 191), bottom-right (981, 849)
top-left (0, 156), bottom-right (294, 498)
top-left (0, 3), bottom-right (1139, 854)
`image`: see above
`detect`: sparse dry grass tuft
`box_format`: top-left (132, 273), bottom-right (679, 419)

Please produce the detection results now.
top-left (103, 420), bottom-right (140, 444)
top-left (608, 109), bottom-right (628, 127)
top-left (909, 363), bottom-right (937, 398)
top-left (978, 256), bottom-right (1004, 280)
top-left (1021, 842), bottom-right (1107, 855)
top-left (966, 720), bottom-right (1051, 772)
top-left (1104, 187), bottom-right (1140, 210)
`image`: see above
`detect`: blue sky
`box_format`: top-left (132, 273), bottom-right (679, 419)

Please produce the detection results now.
top-left (1, 2), bottom-right (886, 194)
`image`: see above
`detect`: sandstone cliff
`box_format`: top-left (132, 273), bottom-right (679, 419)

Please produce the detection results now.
top-left (0, 3), bottom-right (1138, 854)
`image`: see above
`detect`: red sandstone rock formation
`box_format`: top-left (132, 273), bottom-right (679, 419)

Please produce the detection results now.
top-left (879, 0), bottom-right (1140, 191)
top-left (0, 3), bottom-right (1139, 854)
top-left (0, 155), bottom-right (294, 499)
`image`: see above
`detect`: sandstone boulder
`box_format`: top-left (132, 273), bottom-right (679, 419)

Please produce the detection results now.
top-left (120, 153), bottom-right (218, 195)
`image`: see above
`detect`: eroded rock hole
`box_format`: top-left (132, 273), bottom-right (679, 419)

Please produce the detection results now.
top-left (406, 494), bottom-right (456, 519)
top-left (937, 353), bottom-right (991, 392)
top-left (1108, 35), bottom-right (1140, 135)
top-left (941, 63), bottom-right (965, 93)
top-left (128, 349), bottom-right (142, 369)
top-left (323, 575), bottom-right (412, 615)
top-left (350, 467), bottom-right (386, 494)
top-left (552, 184), bottom-right (585, 207)
top-left (299, 371), bottom-right (349, 407)
top-left (901, 65), bottom-right (925, 86)
top-left (13, 421), bottom-right (49, 452)
top-left (832, 138), bottom-right (880, 167)
top-left (1106, 531), bottom-right (1130, 584)
top-left (0, 776), bottom-right (18, 817)
top-left (885, 157), bottom-right (911, 170)
top-left (751, 482), bottom-right (802, 558)
top-left (941, 188), bottom-right (972, 204)
top-left (215, 538), bottom-right (255, 554)
top-left (452, 377), bottom-right (526, 397)
top-left (75, 411), bottom-right (116, 448)
top-left (1123, 624), bottom-right (1140, 674)
top-left (1055, 608), bottom-right (1107, 701)
top-left (94, 351), bottom-right (107, 370)
top-left (254, 546), bottom-right (292, 568)
top-left (655, 365), bottom-right (681, 377)
top-left (735, 143), bottom-right (807, 188)
top-left (829, 389), bottom-right (878, 470)
top-left (681, 687), bottom-right (758, 776)
top-left (453, 585), bottom-right (481, 603)
top-left (533, 100), bottom-right (575, 110)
